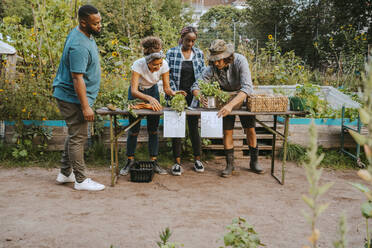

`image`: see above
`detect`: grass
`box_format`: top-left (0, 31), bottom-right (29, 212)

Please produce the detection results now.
top-left (2, 140), bottom-right (359, 170)
top-left (0, 140), bottom-right (204, 169)
top-left (278, 142), bottom-right (364, 170)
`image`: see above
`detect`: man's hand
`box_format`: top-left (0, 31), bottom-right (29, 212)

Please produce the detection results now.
top-left (82, 106), bottom-right (95, 121)
top-left (218, 104), bottom-right (233, 117)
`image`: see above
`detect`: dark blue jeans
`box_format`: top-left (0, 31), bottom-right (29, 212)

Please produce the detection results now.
top-left (126, 85), bottom-right (160, 157)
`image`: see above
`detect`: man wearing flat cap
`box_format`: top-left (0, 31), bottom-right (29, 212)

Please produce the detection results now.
top-left (194, 39), bottom-right (264, 177)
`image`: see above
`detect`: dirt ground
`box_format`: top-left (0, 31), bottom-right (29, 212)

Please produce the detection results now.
top-left (0, 158), bottom-right (368, 248)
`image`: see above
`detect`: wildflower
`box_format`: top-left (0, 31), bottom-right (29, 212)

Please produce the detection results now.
top-left (5, 97), bottom-right (8, 100)
top-left (348, 24), bottom-right (352, 27)
top-left (354, 36), bottom-right (359, 40)
top-left (314, 41), bottom-right (318, 47)
top-left (22, 108), bottom-right (26, 112)
top-left (32, 92), bottom-right (37, 96)
top-left (363, 37), bottom-right (367, 41)
top-left (329, 37), bottom-right (333, 41)
top-left (112, 51), bottom-right (118, 57)
top-left (111, 39), bottom-right (118, 45)
top-left (268, 34), bottom-right (273, 40)
top-left (42, 117), bottom-right (46, 121)
top-left (31, 73), bottom-right (35, 77)
top-left (0, 89), bottom-right (3, 92)
top-left (340, 26), bottom-right (344, 29)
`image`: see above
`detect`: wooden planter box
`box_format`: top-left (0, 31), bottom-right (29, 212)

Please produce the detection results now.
top-left (3, 120), bottom-right (72, 151)
top-left (277, 117), bottom-right (367, 148)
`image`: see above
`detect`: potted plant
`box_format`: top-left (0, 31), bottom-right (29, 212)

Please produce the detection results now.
top-left (199, 81), bottom-right (230, 109)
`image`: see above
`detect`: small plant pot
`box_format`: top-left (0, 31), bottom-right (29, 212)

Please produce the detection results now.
top-left (205, 96), bottom-right (217, 109)
top-left (289, 96), bottom-right (306, 111)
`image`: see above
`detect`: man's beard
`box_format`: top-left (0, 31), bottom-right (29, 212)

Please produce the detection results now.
top-left (88, 26), bottom-right (101, 37)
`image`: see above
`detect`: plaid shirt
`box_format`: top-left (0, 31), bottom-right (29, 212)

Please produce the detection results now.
top-left (166, 46), bottom-right (205, 93)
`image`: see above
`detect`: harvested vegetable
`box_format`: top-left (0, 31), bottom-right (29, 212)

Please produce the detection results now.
top-left (129, 102), bottom-right (156, 110)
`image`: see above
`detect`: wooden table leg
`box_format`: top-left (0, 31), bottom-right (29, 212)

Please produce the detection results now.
top-left (110, 115), bottom-right (116, 186)
top-left (270, 115), bottom-right (289, 185)
top-left (114, 115), bottom-right (119, 181)
top-left (281, 115), bottom-right (289, 185)
top-left (271, 115), bottom-right (277, 175)
top-left (109, 116), bottom-right (143, 186)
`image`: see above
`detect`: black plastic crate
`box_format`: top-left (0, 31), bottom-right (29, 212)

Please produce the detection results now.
top-left (130, 161), bottom-right (155, 183)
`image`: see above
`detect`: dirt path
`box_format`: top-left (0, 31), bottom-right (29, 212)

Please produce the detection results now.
top-left (0, 158), bottom-right (367, 248)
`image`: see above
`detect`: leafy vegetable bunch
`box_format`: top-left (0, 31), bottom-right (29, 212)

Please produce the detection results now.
top-left (294, 83), bottom-right (359, 120)
top-left (96, 89), bottom-right (140, 117)
top-left (199, 81), bottom-right (230, 103)
top-left (170, 94), bottom-right (187, 114)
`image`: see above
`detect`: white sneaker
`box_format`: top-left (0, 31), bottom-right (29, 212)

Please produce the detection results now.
top-left (74, 178), bottom-right (105, 191)
top-left (171, 163), bottom-right (183, 176)
top-left (56, 172), bottom-right (75, 184)
top-left (194, 160), bottom-right (205, 173)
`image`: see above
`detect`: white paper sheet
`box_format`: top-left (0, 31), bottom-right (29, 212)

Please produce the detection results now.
top-left (163, 111), bottom-right (186, 138)
top-left (201, 111), bottom-right (223, 138)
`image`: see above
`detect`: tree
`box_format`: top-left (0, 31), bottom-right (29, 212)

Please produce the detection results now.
top-left (246, 0), bottom-right (295, 48)
top-left (0, 0), bottom-right (34, 26)
top-left (198, 5), bottom-right (248, 49)
top-left (287, 0), bottom-right (333, 67)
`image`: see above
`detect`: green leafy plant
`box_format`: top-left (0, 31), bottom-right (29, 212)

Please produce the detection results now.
top-left (220, 217), bottom-right (264, 248)
top-left (199, 81), bottom-right (230, 103)
top-left (278, 142), bottom-right (306, 162)
top-left (96, 88), bottom-right (141, 118)
top-left (10, 122), bottom-right (52, 160)
top-left (315, 24), bottom-right (367, 88)
top-left (289, 83), bottom-right (359, 120)
top-left (156, 227), bottom-right (183, 248)
top-left (170, 94), bottom-right (187, 114)
top-left (333, 214), bottom-right (348, 248)
top-left (349, 63), bottom-right (372, 248)
top-left (302, 121), bottom-right (334, 248)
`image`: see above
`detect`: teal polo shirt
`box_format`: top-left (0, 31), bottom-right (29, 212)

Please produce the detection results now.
top-left (53, 27), bottom-right (101, 106)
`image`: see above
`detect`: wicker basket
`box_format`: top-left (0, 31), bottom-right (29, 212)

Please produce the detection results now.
top-left (130, 161), bottom-right (155, 183)
top-left (247, 94), bottom-right (288, 112)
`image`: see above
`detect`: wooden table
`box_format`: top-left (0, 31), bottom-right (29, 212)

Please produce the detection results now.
top-left (96, 107), bottom-right (306, 186)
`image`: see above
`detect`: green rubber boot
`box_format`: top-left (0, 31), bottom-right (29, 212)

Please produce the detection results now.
top-left (249, 146), bottom-right (264, 174)
top-left (221, 149), bottom-right (235, 177)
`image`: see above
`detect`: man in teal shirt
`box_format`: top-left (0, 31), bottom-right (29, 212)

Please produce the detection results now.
top-left (53, 5), bottom-right (104, 191)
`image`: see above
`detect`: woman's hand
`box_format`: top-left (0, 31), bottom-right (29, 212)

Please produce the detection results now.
top-left (148, 97), bottom-right (162, 111)
top-left (199, 94), bottom-right (208, 107)
top-left (192, 89), bottom-right (207, 107)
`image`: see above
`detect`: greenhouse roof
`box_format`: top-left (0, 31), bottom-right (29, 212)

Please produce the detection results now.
top-left (0, 40), bottom-right (16, 55)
